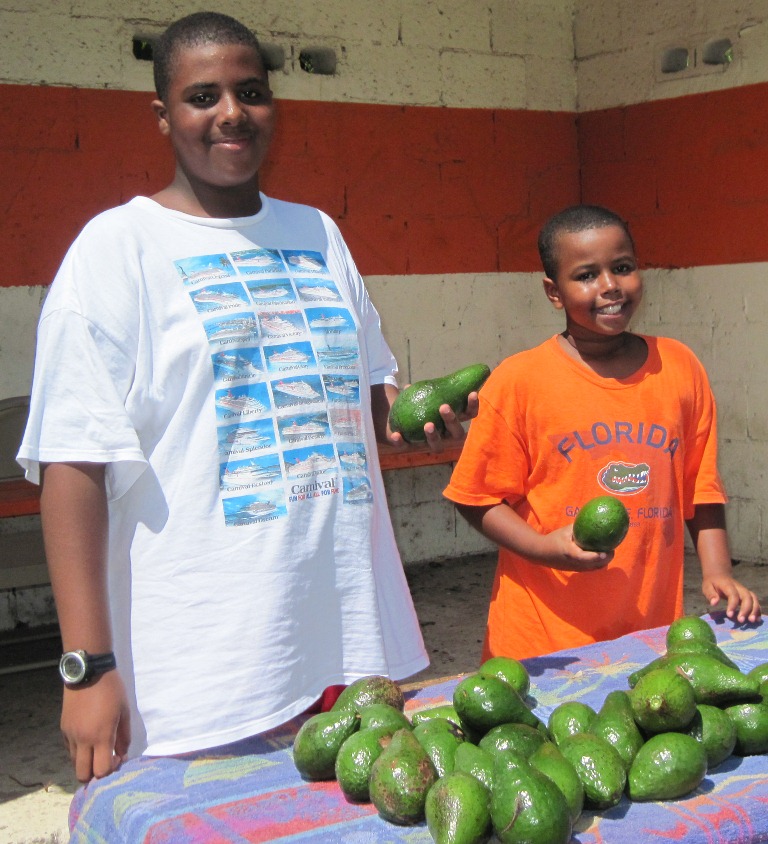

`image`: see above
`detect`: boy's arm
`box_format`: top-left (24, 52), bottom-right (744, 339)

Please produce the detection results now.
top-left (686, 502), bottom-right (761, 623)
top-left (370, 383), bottom-right (479, 450)
top-left (456, 501), bottom-right (611, 572)
top-left (40, 462), bottom-right (131, 782)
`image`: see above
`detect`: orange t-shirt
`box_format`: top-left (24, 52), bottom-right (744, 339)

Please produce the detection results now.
top-left (443, 334), bottom-right (726, 661)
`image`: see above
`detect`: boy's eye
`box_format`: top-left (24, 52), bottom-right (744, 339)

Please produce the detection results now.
top-left (240, 87), bottom-right (272, 103)
top-left (614, 263), bottom-right (636, 274)
top-left (575, 271), bottom-right (595, 282)
top-left (189, 93), bottom-right (215, 106)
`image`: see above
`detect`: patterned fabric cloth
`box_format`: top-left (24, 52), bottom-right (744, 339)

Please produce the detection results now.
top-left (69, 614), bottom-right (767, 843)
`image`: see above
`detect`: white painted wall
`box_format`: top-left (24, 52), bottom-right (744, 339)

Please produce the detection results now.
top-left (575, 0), bottom-right (768, 110)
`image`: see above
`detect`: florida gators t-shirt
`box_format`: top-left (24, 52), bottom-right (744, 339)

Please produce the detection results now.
top-left (444, 334), bottom-right (726, 660)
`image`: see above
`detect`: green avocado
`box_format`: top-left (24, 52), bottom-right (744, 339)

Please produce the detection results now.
top-left (453, 742), bottom-right (496, 791)
top-left (453, 673), bottom-right (541, 737)
top-left (331, 674), bottom-right (405, 713)
top-left (663, 652), bottom-right (761, 706)
top-left (335, 726), bottom-right (392, 801)
top-left (478, 722), bottom-right (548, 761)
top-left (557, 732), bottom-right (627, 810)
top-left (683, 703), bottom-right (737, 769)
top-left (746, 661), bottom-right (768, 686)
top-left (724, 701), bottom-right (768, 755)
top-left (411, 704), bottom-right (477, 740)
top-left (529, 740), bottom-right (585, 825)
top-left (369, 727), bottom-right (438, 824)
top-left (358, 702), bottom-right (412, 733)
top-left (413, 719), bottom-right (466, 778)
top-left (479, 655), bottom-right (531, 698)
top-left (547, 700), bottom-right (596, 746)
top-left (425, 771), bottom-right (492, 844)
top-left (629, 666), bottom-right (697, 734)
top-left (491, 755), bottom-right (572, 844)
top-left (627, 732), bottom-right (707, 801)
top-left (590, 690), bottom-right (645, 770)
top-left (292, 709), bottom-right (360, 781)
top-left (665, 615), bottom-right (717, 648)
top-left (628, 642), bottom-right (738, 688)
top-left (388, 363), bottom-right (491, 442)
top-left (572, 495), bottom-right (630, 552)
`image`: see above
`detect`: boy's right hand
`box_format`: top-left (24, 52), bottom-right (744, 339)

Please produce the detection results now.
top-left (540, 524), bottom-right (614, 571)
top-left (62, 670), bottom-right (130, 782)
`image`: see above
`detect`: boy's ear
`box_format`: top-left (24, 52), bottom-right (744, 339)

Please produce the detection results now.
top-left (543, 277), bottom-right (564, 310)
top-left (152, 99), bottom-right (170, 136)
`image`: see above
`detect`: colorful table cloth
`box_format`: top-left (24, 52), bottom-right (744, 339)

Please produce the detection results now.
top-left (69, 614), bottom-right (768, 843)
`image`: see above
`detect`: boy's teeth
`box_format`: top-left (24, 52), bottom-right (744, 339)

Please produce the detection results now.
top-left (599, 304), bottom-right (621, 314)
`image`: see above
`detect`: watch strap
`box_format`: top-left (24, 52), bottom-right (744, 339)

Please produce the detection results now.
top-left (88, 652), bottom-right (117, 674)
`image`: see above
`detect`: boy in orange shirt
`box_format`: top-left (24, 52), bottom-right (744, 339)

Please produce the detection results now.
top-left (444, 204), bottom-right (761, 660)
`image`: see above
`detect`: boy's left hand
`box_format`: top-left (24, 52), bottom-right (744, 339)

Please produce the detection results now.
top-left (702, 575), bottom-right (762, 624)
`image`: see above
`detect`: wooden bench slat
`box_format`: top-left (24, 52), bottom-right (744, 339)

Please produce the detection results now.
top-left (377, 442), bottom-right (463, 470)
top-left (0, 478), bottom-right (41, 518)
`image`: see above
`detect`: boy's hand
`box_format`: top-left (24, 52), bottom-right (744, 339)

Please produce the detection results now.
top-left (701, 575), bottom-right (762, 624)
top-left (538, 524), bottom-right (614, 571)
top-left (61, 670), bottom-right (131, 782)
top-left (384, 391), bottom-right (480, 453)
top-left (422, 392), bottom-right (480, 452)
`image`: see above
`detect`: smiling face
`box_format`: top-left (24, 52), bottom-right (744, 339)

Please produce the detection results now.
top-left (152, 41), bottom-right (275, 217)
top-left (543, 224), bottom-right (643, 343)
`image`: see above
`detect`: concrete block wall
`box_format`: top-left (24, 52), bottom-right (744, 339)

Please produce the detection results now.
top-left (0, 0), bottom-right (576, 109)
top-left (574, 0), bottom-right (768, 110)
top-left (633, 268), bottom-right (768, 565)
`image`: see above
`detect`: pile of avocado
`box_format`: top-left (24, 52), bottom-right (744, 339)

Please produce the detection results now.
top-left (291, 617), bottom-right (768, 844)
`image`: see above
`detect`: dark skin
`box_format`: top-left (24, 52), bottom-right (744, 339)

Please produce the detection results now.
top-left (45, 39), bottom-right (479, 783)
top-left (458, 224), bottom-right (761, 624)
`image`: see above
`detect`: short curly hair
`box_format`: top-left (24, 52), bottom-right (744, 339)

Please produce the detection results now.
top-left (153, 11), bottom-right (263, 101)
top-left (538, 205), bottom-right (635, 281)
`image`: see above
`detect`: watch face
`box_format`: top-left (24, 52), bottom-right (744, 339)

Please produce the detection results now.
top-left (60, 652), bottom-right (87, 684)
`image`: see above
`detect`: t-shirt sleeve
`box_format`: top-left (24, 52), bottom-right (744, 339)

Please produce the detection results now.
top-left (443, 367), bottom-right (528, 507)
top-left (17, 306), bottom-right (148, 500)
top-left (327, 220), bottom-right (398, 387)
top-left (682, 349), bottom-right (727, 515)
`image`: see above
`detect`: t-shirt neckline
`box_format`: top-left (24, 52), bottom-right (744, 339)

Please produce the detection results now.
top-left (129, 194), bottom-right (271, 228)
top-left (547, 333), bottom-right (657, 389)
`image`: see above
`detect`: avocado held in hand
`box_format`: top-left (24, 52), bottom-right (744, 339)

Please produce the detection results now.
top-left (573, 495), bottom-right (630, 552)
top-left (388, 363), bottom-right (491, 443)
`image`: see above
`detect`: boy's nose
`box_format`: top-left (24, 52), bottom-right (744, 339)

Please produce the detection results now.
top-left (218, 93), bottom-right (246, 123)
top-left (599, 271), bottom-right (619, 291)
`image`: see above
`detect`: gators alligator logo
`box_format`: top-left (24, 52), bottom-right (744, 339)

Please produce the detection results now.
top-left (598, 461), bottom-right (649, 495)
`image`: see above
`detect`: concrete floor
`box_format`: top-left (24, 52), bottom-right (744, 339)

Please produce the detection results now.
top-left (1, 550), bottom-right (765, 843)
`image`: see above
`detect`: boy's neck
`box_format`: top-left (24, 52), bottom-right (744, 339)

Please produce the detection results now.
top-left (151, 173), bottom-right (263, 219)
top-left (557, 331), bottom-right (647, 378)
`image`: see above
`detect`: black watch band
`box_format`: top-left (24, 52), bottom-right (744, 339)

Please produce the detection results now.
top-left (59, 650), bottom-right (117, 686)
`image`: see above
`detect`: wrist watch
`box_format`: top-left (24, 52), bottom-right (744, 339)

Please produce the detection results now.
top-left (59, 650), bottom-right (116, 686)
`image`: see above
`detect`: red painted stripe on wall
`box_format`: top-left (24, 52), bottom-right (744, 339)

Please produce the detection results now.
top-left (579, 81), bottom-right (768, 269)
top-left (1, 84), bottom-right (578, 287)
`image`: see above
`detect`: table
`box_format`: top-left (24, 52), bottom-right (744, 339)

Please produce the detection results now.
top-left (68, 614), bottom-right (768, 843)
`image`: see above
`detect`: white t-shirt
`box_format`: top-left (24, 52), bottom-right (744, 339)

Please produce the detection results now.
top-left (19, 195), bottom-right (428, 756)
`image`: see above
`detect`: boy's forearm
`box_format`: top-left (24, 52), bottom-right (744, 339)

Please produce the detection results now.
top-left (457, 501), bottom-right (546, 560)
top-left (686, 503), bottom-right (733, 578)
top-left (40, 462), bottom-right (113, 653)
top-left (370, 383), bottom-right (398, 444)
